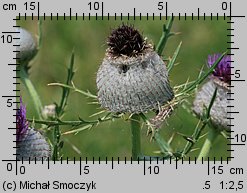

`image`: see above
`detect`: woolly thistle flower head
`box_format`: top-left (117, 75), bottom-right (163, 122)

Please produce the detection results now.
top-left (107, 24), bottom-right (149, 57)
top-left (16, 27), bottom-right (37, 65)
top-left (96, 24), bottom-right (174, 113)
top-left (16, 98), bottom-right (51, 161)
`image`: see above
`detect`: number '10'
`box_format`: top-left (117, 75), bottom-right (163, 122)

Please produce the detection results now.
top-left (147, 166), bottom-right (159, 174)
top-left (1, 35), bottom-right (13, 44)
top-left (88, 2), bottom-right (101, 11)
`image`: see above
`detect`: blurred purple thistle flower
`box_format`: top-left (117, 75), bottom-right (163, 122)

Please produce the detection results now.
top-left (16, 98), bottom-right (51, 160)
top-left (193, 53), bottom-right (231, 131)
top-left (207, 53), bottom-right (231, 84)
top-left (16, 97), bottom-right (29, 142)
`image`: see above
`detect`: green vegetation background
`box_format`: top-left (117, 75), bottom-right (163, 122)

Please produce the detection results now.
top-left (18, 17), bottom-right (230, 160)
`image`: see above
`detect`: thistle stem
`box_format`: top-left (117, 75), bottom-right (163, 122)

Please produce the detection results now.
top-left (130, 114), bottom-right (141, 161)
top-left (197, 128), bottom-right (219, 161)
top-left (19, 66), bottom-right (43, 120)
top-left (52, 125), bottom-right (61, 161)
top-left (156, 17), bottom-right (174, 56)
top-left (181, 120), bottom-right (207, 157)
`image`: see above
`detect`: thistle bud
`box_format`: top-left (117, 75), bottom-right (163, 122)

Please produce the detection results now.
top-left (16, 98), bottom-right (51, 160)
top-left (193, 54), bottom-right (231, 131)
top-left (42, 104), bottom-right (57, 120)
top-left (16, 27), bottom-right (37, 64)
top-left (96, 24), bottom-right (174, 113)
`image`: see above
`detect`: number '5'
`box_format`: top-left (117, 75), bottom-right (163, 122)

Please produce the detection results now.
top-left (7, 99), bottom-right (12, 107)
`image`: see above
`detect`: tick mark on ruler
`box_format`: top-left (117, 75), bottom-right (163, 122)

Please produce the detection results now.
top-left (175, 157), bottom-right (178, 169)
top-left (8, 63), bottom-right (20, 66)
top-left (79, 157), bottom-right (82, 175)
top-left (70, 8), bottom-right (72, 20)
top-left (2, 31), bottom-right (19, 34)
top-left (227, 111), bottom-right (239, 114)
top-left (2, 95), bottom-right (19, 98)
top-left (231, 79), bottom-right (245, 82)
top-left (111, 157), bottom-right (114, 169)
top-left (227, 143), bottom-right (245, 146)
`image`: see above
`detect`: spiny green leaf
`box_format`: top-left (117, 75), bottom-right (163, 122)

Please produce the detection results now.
top-left (206, 87), bottom-right (218, 119)
top-left (78, 117), bottom-right (92, 124)
top-left (57, 51), bottom-right (75, 117)
top-left (183, 52), bottom-right (226, 94)
top-left (167, 41), bottom-right (182, 72)
top-left (154, 132), bottom-right (173, 155)
top-left (62, 124), bottom-right (93, 135)
top-left (48, 83), bottom-right (97, 99)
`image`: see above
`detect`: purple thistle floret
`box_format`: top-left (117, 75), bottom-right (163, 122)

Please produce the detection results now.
top-left (16, 97), bottom-right (29, 142)
top-left (207, 53), bottom-right (231, 84)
